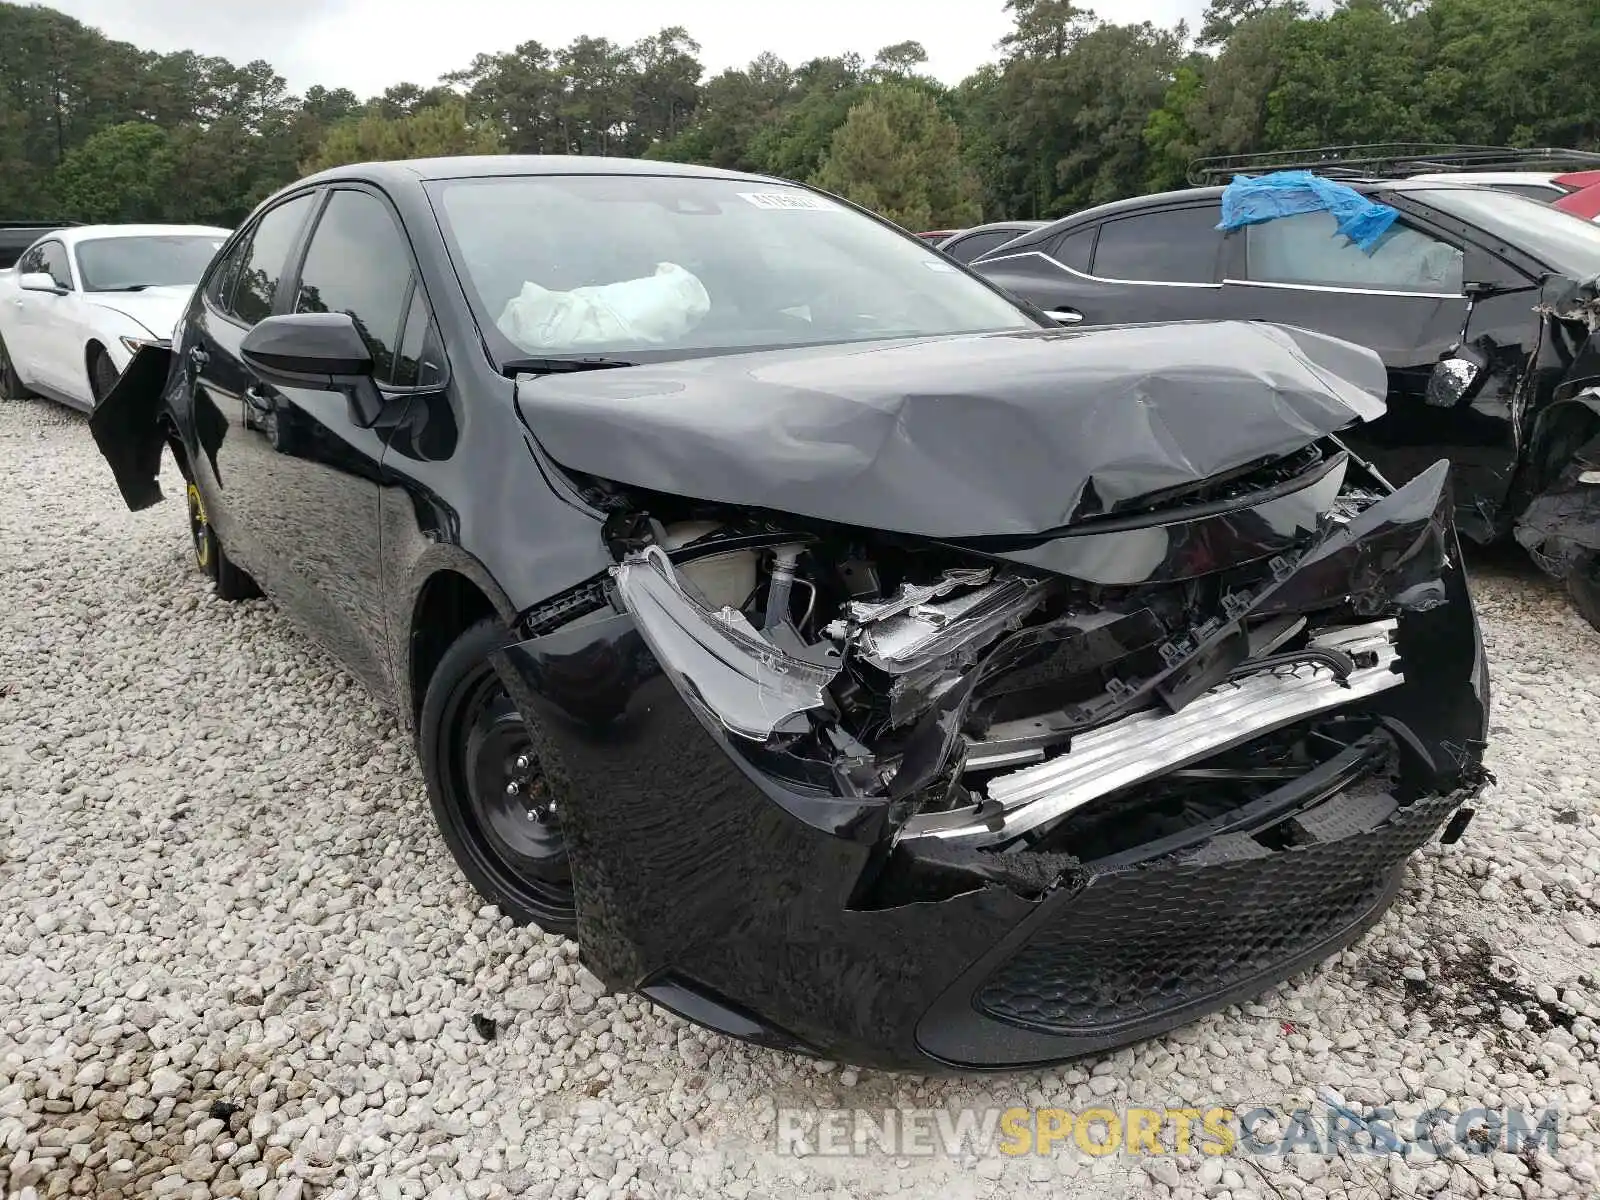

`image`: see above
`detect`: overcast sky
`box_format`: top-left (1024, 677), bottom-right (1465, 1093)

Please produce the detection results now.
top-left (38, 0), bottom-right (1209, 97)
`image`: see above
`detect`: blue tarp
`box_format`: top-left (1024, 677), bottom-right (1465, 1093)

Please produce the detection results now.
top-left (1217, 171), bottom-right (1400, 254)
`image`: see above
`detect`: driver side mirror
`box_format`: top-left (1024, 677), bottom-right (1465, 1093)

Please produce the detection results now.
top-left (19, 272), bottom-right (65, 295)
top-left (239, 312), bottom-right (384, 428)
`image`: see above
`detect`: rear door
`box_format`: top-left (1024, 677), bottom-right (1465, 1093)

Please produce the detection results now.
top-left (975, 202), bottom-right (1229, 327)
top-left (1214, 209), bottom-right (1472, 489)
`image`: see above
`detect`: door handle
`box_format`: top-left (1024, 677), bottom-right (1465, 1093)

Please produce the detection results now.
top-left (188, 346), bottom-right (209, 368)
top-left (1045, 308), bottom-right (1085, 325)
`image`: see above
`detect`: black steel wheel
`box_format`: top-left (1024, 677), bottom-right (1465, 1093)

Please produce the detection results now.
top-left (420, 618), bottom-right (576, 933)
top-left (0, 332), bottom-right (32, 400)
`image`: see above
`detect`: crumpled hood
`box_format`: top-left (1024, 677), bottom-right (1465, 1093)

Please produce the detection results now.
top-left (516, 321), bottom-right (1388, 538)
top-left (86, 284), bottom-right (194, 340)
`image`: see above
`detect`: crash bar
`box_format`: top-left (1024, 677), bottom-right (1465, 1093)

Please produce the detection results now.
top-left (904, 620), bottom-right (1402, 844)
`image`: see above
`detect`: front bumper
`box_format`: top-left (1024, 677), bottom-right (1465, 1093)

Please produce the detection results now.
top-left (493, 470), bottom-right (1491, 1072)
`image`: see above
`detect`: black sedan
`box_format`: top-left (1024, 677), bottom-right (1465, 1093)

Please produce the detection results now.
top-left (91, 156), bottom-right (1489, 1071)
top-left (971, 180), bottom-right (1600, 629)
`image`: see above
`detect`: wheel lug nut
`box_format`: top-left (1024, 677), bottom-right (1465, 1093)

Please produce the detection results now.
top-left (514, 755), bottom-right (531, 771)
top-left (504, 781), bottom-right (520, 796)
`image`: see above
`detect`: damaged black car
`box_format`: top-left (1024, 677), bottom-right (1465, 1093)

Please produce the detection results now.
top-left (89, 157), bottom-right (1489, 1071)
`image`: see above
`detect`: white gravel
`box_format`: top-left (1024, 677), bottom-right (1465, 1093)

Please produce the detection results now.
top-left (1, 397), bottom-right (1598, 1200)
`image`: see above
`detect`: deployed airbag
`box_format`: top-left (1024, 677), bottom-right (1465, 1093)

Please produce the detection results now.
top-left (497, 262), bottom-right (710, 351)
top-left (515, 321), bottom-right (1388, 539)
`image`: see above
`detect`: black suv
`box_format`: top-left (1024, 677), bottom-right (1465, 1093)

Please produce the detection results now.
top-left (974, 179), bottom-right (1600, 628)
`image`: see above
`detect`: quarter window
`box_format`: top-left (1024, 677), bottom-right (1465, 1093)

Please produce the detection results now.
top-left (229, 193), bottom-right (316, 326)
top-left (391, 289), bottom-right (445, 388)
top-left (1245, 211), bottom-right (1464, 294)
top-left (1049, 227), bottom-right (1096, 273)
top-left (293, 189), bottom-right (414, 383)
top-left (38, 242), bottom-right (72, 289)
top-left (947, 230), bottom-right (1015, 264)
top-left (1091, 206), bottom-right (1224, 284)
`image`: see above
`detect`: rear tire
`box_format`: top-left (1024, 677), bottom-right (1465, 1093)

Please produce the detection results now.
top-left (420, 618), bottom-right (577, 934)
top-left (1566, 552), bottom-right (1600, 634)
top-left (0, 332), bottom-right (32, 400)
top-left (89, 346), bottom-right (120, 405)
top-left (186, 480), bottom-right (260, 601)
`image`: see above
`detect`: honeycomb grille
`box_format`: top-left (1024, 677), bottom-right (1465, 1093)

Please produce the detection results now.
top-left (977, 788), bottom-right (1466, 1036)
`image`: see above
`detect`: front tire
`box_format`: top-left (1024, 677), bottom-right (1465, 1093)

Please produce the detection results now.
top-left (89, 346), bottom-right (120, 405)
top-left (420, 618), bottom-right (576, 933)
top-left (1566, 552), bottom-right (1600, 634)
top-left (0, 332), bottom-right (33, 400)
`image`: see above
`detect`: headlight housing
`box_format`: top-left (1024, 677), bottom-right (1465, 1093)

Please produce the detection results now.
top-left (119, 335), bottom-right (172, 357)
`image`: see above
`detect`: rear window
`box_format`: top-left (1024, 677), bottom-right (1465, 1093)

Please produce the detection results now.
top-left (1091, 205), bottom-right (1224, 284)
top-left (1418, 186), bottom-right (1600, 278)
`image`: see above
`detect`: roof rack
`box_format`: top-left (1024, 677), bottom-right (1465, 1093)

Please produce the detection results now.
top-left (1187, 144), bottom-right (1600, 186)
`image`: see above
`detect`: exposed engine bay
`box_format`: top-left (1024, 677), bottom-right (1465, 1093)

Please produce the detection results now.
top-left (585, 438), bottom-right (1477, 886)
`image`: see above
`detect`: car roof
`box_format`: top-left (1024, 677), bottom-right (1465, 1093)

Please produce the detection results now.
top-left (51, 224), bottom-right (232, 246)
top-left (1004, 179), bottom-right (1493, 251)
top-left (951, 221), bottom-right (1047, 236)
top-left (1408, 170), bottom-right (1559, 186)
top-left (298, 155), bottom-right (778, 189)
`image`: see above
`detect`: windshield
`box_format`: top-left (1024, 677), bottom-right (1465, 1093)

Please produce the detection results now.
top-left (1417, 187), bottom-right (1600, 278)
top-left (75, 235), bottom-right (227, 291)
top-left (427, 174), bottom-right (1034, 363)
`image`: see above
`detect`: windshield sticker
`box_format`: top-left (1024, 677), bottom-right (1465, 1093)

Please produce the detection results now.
top-left (739, 191), bottom-right (837, 212)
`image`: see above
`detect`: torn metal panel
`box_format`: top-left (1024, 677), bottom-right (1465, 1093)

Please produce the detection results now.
top-left (515, 321), bottom-right (1386, 539)
top-left (87, 343), bottom-right (174, 511)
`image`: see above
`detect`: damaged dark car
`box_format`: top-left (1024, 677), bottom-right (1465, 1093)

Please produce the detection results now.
top-left (972, 174), bottom-right (1600, 629)
top-left (89, 157), bottom-right (1490, 1071)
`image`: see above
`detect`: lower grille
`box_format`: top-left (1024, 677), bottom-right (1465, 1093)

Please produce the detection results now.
top-left (976, 785), bottom-right (1465, 1037)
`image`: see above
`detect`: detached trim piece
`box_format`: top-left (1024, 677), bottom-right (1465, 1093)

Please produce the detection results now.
top-left (907, 620), bottom-right (1401, 844)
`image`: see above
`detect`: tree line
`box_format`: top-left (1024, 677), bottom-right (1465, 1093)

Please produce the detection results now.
top-left (2, 0), bottom-right (1598, 233)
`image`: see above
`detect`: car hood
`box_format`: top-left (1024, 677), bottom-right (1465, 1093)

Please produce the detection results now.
top-left (515, 321), bottom-right (1388, 538)
top-left (85, 285), bottom-right (194, 340)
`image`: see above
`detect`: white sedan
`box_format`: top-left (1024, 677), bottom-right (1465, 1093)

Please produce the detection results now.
top-left (0, 224), bottom-right (229, 411)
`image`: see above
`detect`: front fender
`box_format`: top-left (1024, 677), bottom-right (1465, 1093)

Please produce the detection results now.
top-left (88, 343), bottom-right (174, 511)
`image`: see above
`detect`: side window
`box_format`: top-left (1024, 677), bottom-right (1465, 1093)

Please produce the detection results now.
top-left (1092, 206), bottom-right (1225, 283)
top-left (16, 245), bottom-right (42, 274)
top-left (39, 242), bottom-right (72, 289)
top-left (293, 189), bottom-right (413, 383)
top-left (1246, 212), bottom-right (1465, 294)
top-left (230, 192), bottom-right (316, 326)
top-left (1049, 227), bottom-right (1096, 273)
top-left (392, 289), bottom-right (445, 388)
top-left (205, 237), bottom-right (250, 312)
top-left (948, 230), bottom-right (1013, 264)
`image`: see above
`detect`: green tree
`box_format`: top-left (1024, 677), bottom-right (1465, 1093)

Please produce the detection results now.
top-left (53, 121), bottom-right (174, 220)
top-left (813, 83), bottom-right (981, 229)
top-left (750, 54), bottom-right (868, 180)
top-left (304, 99), bottom-right (504, 173)
top-left (647, 53), bottom-right (793, 170)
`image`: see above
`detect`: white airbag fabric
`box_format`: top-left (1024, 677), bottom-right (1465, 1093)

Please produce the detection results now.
top-left (495, 262), bottom-right (710, 351)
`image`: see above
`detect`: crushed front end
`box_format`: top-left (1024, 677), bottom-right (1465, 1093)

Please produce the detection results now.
top-left (493, 446), bottom-right (1489, 1070)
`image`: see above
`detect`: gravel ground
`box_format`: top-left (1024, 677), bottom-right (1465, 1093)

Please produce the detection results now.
top-left (1, 397), bottom-right (1598, 1200)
